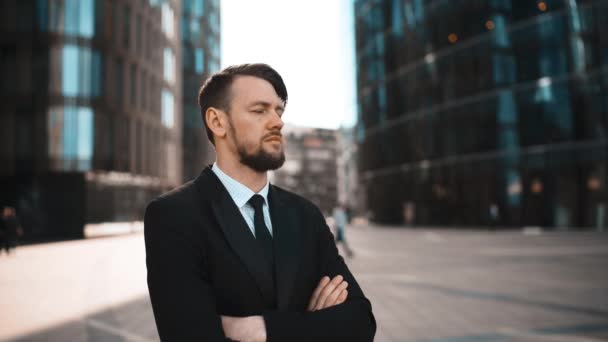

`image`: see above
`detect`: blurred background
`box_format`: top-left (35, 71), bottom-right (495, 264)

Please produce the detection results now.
top-left (0, 0), bottom-right (607, 341)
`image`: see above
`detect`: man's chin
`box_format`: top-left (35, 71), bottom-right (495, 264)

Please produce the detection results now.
top-left (239, 151), bottom-right (285, 172)
top-left (262, 146), bottom-right (284, 158)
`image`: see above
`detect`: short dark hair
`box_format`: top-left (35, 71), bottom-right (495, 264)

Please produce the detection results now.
top-left (198, 63), bottom-right (288, 145)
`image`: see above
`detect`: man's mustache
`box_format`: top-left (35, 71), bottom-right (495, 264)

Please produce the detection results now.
top-left (262, 131), bottom-right (282, 140)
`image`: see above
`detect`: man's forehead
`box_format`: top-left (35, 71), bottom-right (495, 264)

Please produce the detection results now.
top-left (231, 76), bottom-right (282, 104)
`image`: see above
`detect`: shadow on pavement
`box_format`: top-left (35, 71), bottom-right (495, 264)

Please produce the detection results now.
top-left (9, 296), bottom-right (159, 342)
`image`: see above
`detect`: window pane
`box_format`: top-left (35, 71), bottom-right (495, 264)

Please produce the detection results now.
top-left (48, 106), bottom-right (94, 171)
top-left (195, 48), bottom-right (204, 73)
top-left (162, 90), bottom-right (174, 128)
top-left (59, 45), bottom-right (102, 98)
top-left (40, 0), bottom-right (96, 38)
top-left (164, 48), bottom-right (175, 83)
top-left (161, 2), bottom-right (174, 38)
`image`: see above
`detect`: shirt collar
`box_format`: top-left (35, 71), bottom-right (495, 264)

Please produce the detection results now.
top-left (211, 162), bottom-right (270, 209)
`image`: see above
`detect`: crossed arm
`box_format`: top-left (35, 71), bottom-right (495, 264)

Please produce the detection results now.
top-left (221, 275), bottom-right (349, 341)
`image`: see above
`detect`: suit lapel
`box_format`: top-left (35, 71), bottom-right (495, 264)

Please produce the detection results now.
top-left (269, 186), bottom-right (301, 310)
top-left (196, 167), bottom-right (276, 306)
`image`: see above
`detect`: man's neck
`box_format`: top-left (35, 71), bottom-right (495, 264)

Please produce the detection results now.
top-left (216, 158), bottom-right (268, 193)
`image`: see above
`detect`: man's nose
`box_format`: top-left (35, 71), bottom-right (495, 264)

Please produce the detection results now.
top-left (269, 110), bottom-right (284, 130)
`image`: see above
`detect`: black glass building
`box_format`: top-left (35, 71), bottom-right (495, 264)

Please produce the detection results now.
top-left (355, 0), bottom-right (607, 229)
top-left (0, 0), bottom-right (220, 240)
top-left (181, 0), bottom-right (220, 181)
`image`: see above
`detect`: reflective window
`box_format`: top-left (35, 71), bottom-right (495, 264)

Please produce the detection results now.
top-left (162, 90), bottom-right (174, 128)
top-left (209, 10), bottom-right (220, 34)
top-left (38, 0), bottom-right (96, 38)
top-left (60, 45), bottom-right (102, 97)
top-left (48, 106), bottom-right (94, 171)
top-left (184, 0), bottom-right (204, 16)
top-left (195, 48), bottom-right (205, 73)
top-left (190, 19), bottom-right (201, 41)
top-left (391, 0), bottom-right (403, 36)
top-left (207, 35), bottom-right (220, 59)
top-left (163, 48), bottom-right (175, 84)
top-left (162, 2), bottom-right (175, 38)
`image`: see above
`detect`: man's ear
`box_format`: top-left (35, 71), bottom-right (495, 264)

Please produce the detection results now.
top-left (206, 107), bottom-right (227, 140)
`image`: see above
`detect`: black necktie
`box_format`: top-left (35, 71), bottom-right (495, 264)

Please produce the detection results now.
top-left (248, 194), bottom-right (276, 308)
top-left (248, 194), bottom-right (274, 263)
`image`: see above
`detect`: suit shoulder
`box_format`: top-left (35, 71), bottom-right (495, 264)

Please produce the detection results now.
top-left (147, 180), bottom-right (198, 211)
top-left (272, 185), bottom-right (323, 215)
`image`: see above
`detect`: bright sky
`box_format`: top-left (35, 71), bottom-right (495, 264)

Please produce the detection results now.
top-left (220, 0), bottom-right (356, 129)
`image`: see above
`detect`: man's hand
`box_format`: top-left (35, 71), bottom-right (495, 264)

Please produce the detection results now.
top-left (307, 275), bottom-right (349, 311)
top-left (221, 315), bottom-right (266, 342)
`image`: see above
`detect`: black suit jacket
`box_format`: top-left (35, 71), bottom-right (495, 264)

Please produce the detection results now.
top-left (144, 167), bottom-right (376, 341)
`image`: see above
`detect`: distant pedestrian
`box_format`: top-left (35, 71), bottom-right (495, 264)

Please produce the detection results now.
top-left (333, 203), bottom-right (354, 257)
top-left (345, 205), bottom-right (353, 224)
top-left (489, 203), bottom-right (500, 231)
top-left (1, 207), bottom-right (23, 255)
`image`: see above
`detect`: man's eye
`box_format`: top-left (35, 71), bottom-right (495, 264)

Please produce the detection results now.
top-left (252, 109), bottom-right (265, 113)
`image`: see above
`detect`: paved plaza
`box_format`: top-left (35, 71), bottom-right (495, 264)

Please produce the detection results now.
top-left (1, 224), bottom-right (607, 341)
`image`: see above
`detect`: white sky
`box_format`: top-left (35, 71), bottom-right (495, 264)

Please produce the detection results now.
top-left (220, 0), bottom-right (356, 129)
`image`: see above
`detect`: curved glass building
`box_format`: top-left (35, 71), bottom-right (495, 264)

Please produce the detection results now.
top-left (0, 0), bottom-right (220, 239)
top-left (355, 0), bottom-right (607, 229)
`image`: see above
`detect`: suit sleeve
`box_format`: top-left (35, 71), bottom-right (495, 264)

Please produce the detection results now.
top-left (144, 199), bottom-right (230, 341)
top-left (263, 207), bottom-right (376, 342)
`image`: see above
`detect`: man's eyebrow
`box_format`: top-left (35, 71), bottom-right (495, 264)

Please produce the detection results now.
top-left (248, 101), bottom-right (285, 110)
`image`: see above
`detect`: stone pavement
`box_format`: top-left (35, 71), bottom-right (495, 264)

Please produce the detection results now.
top-left (1, 225), bottom-right (607, 341)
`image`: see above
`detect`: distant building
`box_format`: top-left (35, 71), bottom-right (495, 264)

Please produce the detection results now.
top-left (336, 126), bottom-right (365, 217)
top-left (272, 126), bottom-right (338, 216)
top-left (0, 0), bottom-right (220, 240)
top-left (355, 0), bottom-right (607, 228)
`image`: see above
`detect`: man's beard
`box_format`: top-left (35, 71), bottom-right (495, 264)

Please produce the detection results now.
top-left (231, 127), bottom-right (285, 172)
top-left (238, 144), bottom-right (285, 172)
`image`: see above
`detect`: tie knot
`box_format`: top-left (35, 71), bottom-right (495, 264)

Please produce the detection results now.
top-left (248, 194), bottom-right (265, 211)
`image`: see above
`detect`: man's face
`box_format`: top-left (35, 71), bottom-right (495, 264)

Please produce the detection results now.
top-left (225, 76), bottom-right (285, 172)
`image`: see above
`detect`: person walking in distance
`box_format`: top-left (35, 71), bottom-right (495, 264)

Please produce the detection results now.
top-left (333, 203), bottom-right (354, 258)
top-left (1, 207), bottom-right (23, 255)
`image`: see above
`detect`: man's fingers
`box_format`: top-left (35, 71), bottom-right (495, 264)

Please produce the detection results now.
top-left (336, 289), bottom-right (348, 304)
top-left (314, 275), bottom-right (344, 311)
top-left (307, 276), bottom-right (330, 311)
top-left (320, 280), bottom-right (348, 309)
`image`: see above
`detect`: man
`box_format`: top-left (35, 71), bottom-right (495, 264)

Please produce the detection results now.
top-left (1, 206), bottom-right (23, 255)
top-left (144, 64), bottom-right (375, 341)
top-left (333, 203), bottom-right (354, 257)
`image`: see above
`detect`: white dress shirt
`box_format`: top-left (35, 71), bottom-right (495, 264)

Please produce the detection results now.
top-left (211, 163), bottom-right (273, 237)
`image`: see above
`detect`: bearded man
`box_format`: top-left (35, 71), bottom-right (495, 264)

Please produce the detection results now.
top-left (144, 63), bottom-right (376, 342)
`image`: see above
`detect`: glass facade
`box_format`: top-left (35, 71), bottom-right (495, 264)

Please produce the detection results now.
top-left (0, 0), bottom-right (220, 239)
top-left (181, 0), bottom-right (221, 181)
top-left (37, 0), bottom-right (96, 38)
top-left (355, 0), bottom-right (608, 229)
top-left (57, 45), bottom-right (103, 97)
top-left (48, 106), bottom-right (94, 171)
